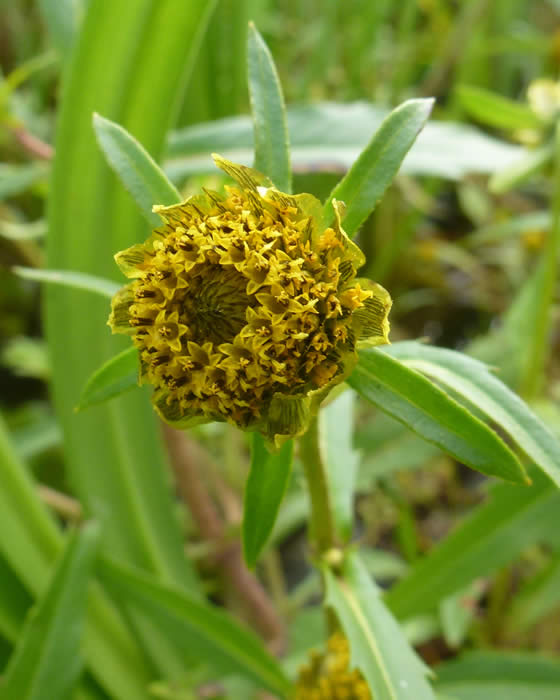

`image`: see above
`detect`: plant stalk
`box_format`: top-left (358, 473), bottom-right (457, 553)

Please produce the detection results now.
top-left (299, 416), bottom-right (337, 556)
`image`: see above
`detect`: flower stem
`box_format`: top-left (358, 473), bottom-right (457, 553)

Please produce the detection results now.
top-left (299, 416), bottom-right (337, 556)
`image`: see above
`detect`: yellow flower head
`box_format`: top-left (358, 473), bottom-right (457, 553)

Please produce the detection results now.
top-left (295, 632), bottom-right (371, 699)
top-left (109, 155), bottom-right (391, 443)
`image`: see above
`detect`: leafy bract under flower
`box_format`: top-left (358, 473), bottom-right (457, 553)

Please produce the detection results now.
top-left (108, 155), bottom-right (391, 443)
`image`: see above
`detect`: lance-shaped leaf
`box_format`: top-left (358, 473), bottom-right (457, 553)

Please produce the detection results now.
top-left (0, 522), bottom-right (100, 700)
top-left (243, 434), bottom-right (293, 568)
top-left (322, 98), bottom-right (434, 237)
top-left (247, 23), bottom-right (291, 193)
top-left (93, 113), bottom-right (181, 227)
top-left (348, 348), bottom-right (528, 484)
top-left (77, 346), bottom-right (139, 411)
top-left (386, 470), bottom-right (560, 619)
top-left (99, 557), bottom-right (292, 698)
top-left (323, 550), bottom-right (436, 700)
top-left (383, 341), bottom-right (560, 488)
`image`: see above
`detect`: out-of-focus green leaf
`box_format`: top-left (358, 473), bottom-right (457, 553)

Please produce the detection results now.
top-left (323, 98), bottom-right (433, 235)
top-left (490, 143), bottom-right (552, 194)
top-left (385, 471), bottom-right (560, 619)
top-left (12, 266), bottom-right (119, 298)
top-left (355, 413), bottom-right (442, 486)
top-left (435, 651), bottom-right (560, 700)
top-left (462, 210), bottom-right (550, 247)
top-left (243, 434), bottom-right (293, 568)
top-left (0, 555), bottom-right (30, 642)
top-left (456, 85), bottom-right (542, 130)
top-left (99, 557), bottom-right (293, 698)
top-left (348, 348), bottom-right (527, 484)
top-left (507, 553), bottom-right (560, 631)
top-left (93, 113), bottom-right (181, 227)
top-left (0, 412), bottom-right (155, 699)
top-left (321, 390), bottom-right (359, 540)
top-left (323, 551), bottom-right (435, 700)
top-left (0, 219), bottom-right (47, 241)
top-left (37, 0), bottom-right (85, 57)
top-left (0, 523), bottom-right (100, 700)
top-left (0, 163), bottom-right (49, 200)
top-left (165, 103), bottom-right (525, 182)
top-left (77, 346), bottom-right (139, 411)
top-left (384, 342), bottom-right (560, 488)
top-left (1, 337), bottom-right (49, 380)
top-left (247, 23), bottom-right (291, 193)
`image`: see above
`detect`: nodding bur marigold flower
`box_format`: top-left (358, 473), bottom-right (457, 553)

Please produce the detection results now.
top-left (108, 155), bottom-right (391, 444)
top-left (295, 632), bottom-right (371, 699)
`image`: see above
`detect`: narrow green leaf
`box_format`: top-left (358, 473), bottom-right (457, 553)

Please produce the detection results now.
top-left (322, 98), bottom-right (434, 236)
top-left (0, 219), bottom-right (47, 241)
top-left (243, 434), bottom-right (293, 568)
top-left (0, 412), bottom-right (155, 699)
top-left (99, 557), bottom-right (292, 698)
top-left (12, 266), bottom-right (119, 298)
top-left (435, 651), bottom-right (560, 700)
top-left (462, 210), bottom-right (550, 248)
top-left (507, 552), bottom-right (560, 631)
top-left (323, 551), bottom-right (436, 700)
top-left (384, 342), bottom-right (560, 488)
top-left (456, 85), bottom-right (542, 131)
top-left (247, 22), bottom-right (291, 193)
top-left (78, 346), bottom-right (139, 411)
top-left (385, 471), bottom-right (560, 619)
top-left (0, 163), bottom-right (50, 200)
top-left (0, 555), bottom-right (31, 642)
top-left (0, 522), bottom-right (100, 700)
top-left (93, 113), bottom-right (181, 226)
top-left (320, 390), bottom-right (359, 541)
top-left (348, 348), bottom-right (528, 484)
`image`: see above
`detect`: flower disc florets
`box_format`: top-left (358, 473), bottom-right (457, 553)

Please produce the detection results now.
top-left (109, 156), bottom-right (391, 442)
top-left (295, 633), bottom-right (371, 699)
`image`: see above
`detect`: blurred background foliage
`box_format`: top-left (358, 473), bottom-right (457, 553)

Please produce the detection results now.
top-left (2, 0), bottom-right (560, 698)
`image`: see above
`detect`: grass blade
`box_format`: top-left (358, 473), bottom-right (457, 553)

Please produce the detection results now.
top-left (348, 348), bottom-right (528, 484)
top-left (99, 557), bottom-right (293, 698)
top-left (243, 434), bottom-right (293, 568)
top-left (385, 471), bottom-right (560, 619)
top-left (0, 523), bottom-right (100, 700)
top-left (247, 22), bottom-right (291, 192)
top-left (322, 98), bottom-right (434, 236)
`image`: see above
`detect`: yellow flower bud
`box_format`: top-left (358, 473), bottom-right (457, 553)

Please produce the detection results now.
top-left (108, 156), bottom-right (391, 444)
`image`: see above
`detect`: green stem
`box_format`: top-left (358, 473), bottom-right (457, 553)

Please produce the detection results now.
top-left (299, 416), bottom-right (336, 556)
top-left (522, 123), bottom-right (560, 399)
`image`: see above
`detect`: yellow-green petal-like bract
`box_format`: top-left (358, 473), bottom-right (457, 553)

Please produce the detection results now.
top-left (108, 155), bottom-right (391, 444)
